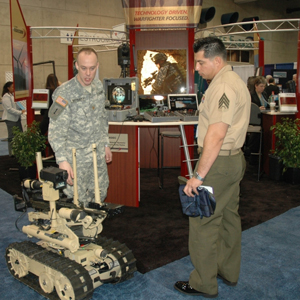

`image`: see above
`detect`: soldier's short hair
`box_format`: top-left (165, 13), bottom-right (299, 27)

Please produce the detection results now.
top-left (193, 37), bottom-right (227, 61)
top-left (77, 47), bottom-right (98, 61)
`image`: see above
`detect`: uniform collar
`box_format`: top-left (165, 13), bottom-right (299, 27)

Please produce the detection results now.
top-left (211, 65), bottom-right (231, 83)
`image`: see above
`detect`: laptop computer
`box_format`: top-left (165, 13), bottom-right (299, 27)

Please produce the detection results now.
top-left (168, 94), bottom-right (199, 121)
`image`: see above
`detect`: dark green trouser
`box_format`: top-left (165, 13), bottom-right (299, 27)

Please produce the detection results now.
top-left (189, 150), bottom-right (246, 294)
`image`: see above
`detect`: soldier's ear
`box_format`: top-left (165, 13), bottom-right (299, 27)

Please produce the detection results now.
top-left (75, 61), bottom-right (79, 70)
top-left (214, 56), bottom-right (222, 67)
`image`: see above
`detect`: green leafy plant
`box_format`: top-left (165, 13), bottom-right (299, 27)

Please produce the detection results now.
top-left (270, 117), bottom-right (300, 172)
top-left (12, 120), bottom-right (47, 169)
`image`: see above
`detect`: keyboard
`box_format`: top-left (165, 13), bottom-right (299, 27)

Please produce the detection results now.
top-left (174, 109), bottom-right (199, 122)
top-left (143, 110), bottom-right (181, 123)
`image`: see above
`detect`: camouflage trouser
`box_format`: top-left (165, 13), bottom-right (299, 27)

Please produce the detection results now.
top-left (63, 156), bottom-right (109, 207)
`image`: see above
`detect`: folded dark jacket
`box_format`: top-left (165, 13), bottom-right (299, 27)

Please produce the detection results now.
top-left (178, 184), bottom-right (216, 218)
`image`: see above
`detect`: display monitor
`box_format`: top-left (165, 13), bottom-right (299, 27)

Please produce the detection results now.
top-left (138, 94), bottom-right (168, 114)
top-left (168, 94), bottom-right (198, 111)
top-left (103, 77), bottom-right (138, 109)
top-left (137, 49), bottom-right (187, 96)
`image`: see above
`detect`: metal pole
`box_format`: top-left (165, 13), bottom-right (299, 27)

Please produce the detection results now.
top-left (179, 125), bottom-right (193, 178)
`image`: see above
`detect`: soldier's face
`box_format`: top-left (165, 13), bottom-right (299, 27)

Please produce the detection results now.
top-left (194, 50), bottom-right (218, 80)
top-left (75, 52), bottom-right (99, 86)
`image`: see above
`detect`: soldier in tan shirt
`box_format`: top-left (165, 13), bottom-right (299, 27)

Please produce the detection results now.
top-left (175, 37), bottom-right (250, 298)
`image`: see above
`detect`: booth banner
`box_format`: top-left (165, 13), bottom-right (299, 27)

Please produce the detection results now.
top-left (10, 0), bottom-right (31, 100)
top-left (122, 0), bottom-right (203, 29)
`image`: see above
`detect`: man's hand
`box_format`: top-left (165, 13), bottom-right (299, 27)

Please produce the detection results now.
top-left (59, 161), bottom-right (74, 186)
top-left (183, 177), bottom-right (202, 197)
top-left (105, 147), bottom-right (112, 163)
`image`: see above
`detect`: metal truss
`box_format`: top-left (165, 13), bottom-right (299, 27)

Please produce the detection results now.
top-left (195, 19), bottom-right (299, 51)
top-left (195, 18), bottom-right (300, 37)
top-left (30, 19), bottom-right (299, 52)
top-left (222, 40), bottom-right (259, 51)
top-left (30, 26), bottom-right (129, 53)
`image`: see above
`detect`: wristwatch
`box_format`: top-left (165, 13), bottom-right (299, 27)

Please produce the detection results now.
top-left (105, 144), bottom-right (109, 148)
top-left (194, 172), bottom-right (205, 182)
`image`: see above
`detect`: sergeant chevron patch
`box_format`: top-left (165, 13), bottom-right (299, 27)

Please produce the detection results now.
top-left (218, 93), bottom-right (229, 110)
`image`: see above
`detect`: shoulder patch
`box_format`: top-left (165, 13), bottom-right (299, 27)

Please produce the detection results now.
top-left (49, 96), bottom-right (68, 120)
top-left (218, 93), bottom-right (230, 110)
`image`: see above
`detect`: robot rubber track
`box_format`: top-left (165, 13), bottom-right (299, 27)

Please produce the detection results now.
top-left (6, 238), bottom-right (137, 300)
top-left (6, 241), bottom-right (94, 300)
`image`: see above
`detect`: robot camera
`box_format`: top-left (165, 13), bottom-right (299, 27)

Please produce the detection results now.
top-left (40, 166), bottom-right (68, 190)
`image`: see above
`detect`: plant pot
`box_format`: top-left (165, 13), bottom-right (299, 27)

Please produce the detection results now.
top-left (18, 164), bottom-right (37, 181)
top-left (268, 154), bottom-right (283, 181)
top-left (283, 167), bottom-right (300, 185)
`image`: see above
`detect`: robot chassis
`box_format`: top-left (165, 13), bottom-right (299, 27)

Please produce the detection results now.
top-left (5, 144), bottom-right (137, 300)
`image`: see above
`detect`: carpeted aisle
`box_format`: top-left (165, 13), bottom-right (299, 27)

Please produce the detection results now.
top-left (1, 188), bottom-right (300, 300)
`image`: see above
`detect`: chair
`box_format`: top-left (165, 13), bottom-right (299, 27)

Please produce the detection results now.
top-left (246, 103), bottom-right (263, 181)
top-left (158, 130), bottom-right (181, 189)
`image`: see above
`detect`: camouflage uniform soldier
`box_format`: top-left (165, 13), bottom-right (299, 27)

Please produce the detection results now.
top-left (151, 53), bottom-right (186, 94)
top-left (48, 47), bottom-right (112, 207)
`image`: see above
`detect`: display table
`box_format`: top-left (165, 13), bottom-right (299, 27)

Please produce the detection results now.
top-left (106, 120), bottom-right (197, 207)
top-left (261, 111), bottom-right (296, 176)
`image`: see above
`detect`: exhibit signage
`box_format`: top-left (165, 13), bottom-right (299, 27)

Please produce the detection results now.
top-left (10, 0), bottom-right (31, 100)
top-left (122, 0), bottom-right (203, 29)
top-left (60, 25), bottom-right (126, 45)
top-left (108, 134), bottom-right (129, 153)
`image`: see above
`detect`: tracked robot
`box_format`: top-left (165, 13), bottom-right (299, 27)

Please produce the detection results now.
top-left (5, 144), bottom-right (136, 300)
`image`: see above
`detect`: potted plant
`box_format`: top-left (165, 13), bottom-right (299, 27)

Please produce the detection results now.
top-left (12, 120), bottom-right (47, 180)
top-left (270, 117), bottom-right (300, 184)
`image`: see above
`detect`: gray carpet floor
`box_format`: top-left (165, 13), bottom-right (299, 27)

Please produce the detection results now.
top-left (1, 187), bottom-right (299, 299)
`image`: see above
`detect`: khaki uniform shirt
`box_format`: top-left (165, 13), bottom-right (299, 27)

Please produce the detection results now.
top-left (197, 65), bottom-right (251, 151)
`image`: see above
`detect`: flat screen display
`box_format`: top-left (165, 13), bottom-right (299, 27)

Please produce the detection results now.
top-left (107, 83), bottom-right (132, 106)
top-left (137, 49), bottom-right (187, 96)
top-left (168, 94), bottom-right (198, 111)
top-left (138, 95), bottom-right (168, 114)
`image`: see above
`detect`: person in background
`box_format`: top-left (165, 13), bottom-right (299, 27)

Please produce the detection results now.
top-left (174, 37), bottom-right (250, 298)
top-left (286, 73), bottom-right (297, 93)
top-left (266, 74), bottom-right (272, 86)
top-left (1, 81), bottom-right (25, 156)
top-left (39, 73), bottom-right (59, 135)
top-left (48, 47), bottom-right (112, 208)
top-left (251, 76), bottom-right (269, 110)
top-left (264, 77), bottom-right (280, 99)
top-left (293, 73), bottom-right (297, 88)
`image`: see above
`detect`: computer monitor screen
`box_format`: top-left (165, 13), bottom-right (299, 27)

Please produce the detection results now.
top-left (138, 95), bottom-right (168, 114)
top-left (103, 77), bottom-right (139, 109)
top-left (107, 83), bottom-right (132, 106)
top-left (168, 94), bottom-right (198, 111)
